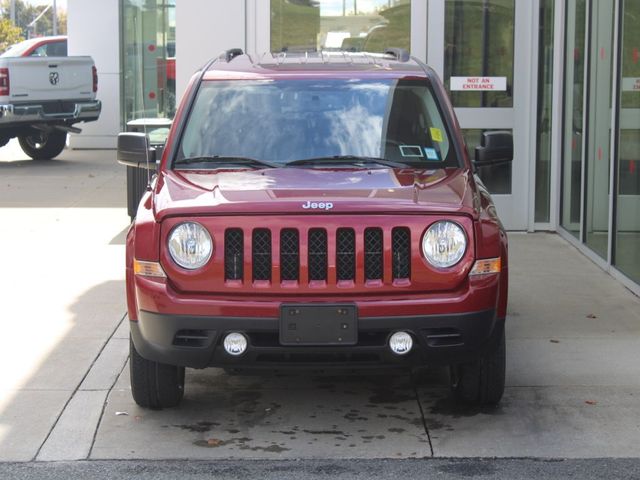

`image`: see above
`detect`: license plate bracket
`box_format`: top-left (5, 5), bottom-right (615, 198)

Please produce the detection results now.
top-left (279, 304), bottom-right (358, 346)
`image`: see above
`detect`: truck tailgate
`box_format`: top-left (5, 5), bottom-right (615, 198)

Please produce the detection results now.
top-left (7, 56), bottom-right (95, 102)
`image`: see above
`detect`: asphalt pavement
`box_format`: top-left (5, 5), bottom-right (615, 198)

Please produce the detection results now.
top-left (1, 141), bottom-right (640, 477)
top-left (3, 459), bottom-right (640, 480)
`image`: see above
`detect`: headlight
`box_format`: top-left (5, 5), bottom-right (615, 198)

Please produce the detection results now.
top-left (167, 222), bottom-right (213, 269)
top-left (422, 221), bottom-right (467, 268)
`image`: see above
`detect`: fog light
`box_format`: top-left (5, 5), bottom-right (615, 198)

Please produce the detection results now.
top-left (389, 331), bottom-right (413, 355)
top-left (223, 333), bottom-right (247, 356)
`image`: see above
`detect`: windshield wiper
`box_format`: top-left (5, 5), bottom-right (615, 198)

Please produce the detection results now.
top-left (174, 156), bottom-right (279, 169)
top-left (285, 155), bottom-right (409, 168)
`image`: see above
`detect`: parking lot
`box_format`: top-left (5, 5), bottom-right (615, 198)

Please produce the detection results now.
top-left (1, 144), bottom-right (640, 464)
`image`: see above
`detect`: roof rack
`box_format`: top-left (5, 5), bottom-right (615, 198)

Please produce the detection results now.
top-left (384, 48), bottom-right (410, 62)
top-left (222, 48), bottom-right (244, 62)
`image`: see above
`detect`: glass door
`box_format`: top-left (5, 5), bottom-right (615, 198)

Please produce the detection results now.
top-left (560, 0), bottom-right (616, 258)
top-left (426, 0), bottom-right (536, 230)
top-left (121, 0), bottom-right (176, 124)
top-left (561, 0), bottom-right (587, 238)
top-left (614, 0), bottom-right (640, 283)
top-left (584, 0), bottom-right (615, 258)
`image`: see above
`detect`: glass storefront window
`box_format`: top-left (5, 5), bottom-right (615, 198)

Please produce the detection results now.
top-left (534, 0), bottom-right (554, 223)
top-left (121, 0), bottom-right (176, 126)
top-left (444, 0), bottom-right (515, 108)
top-left (615, 0), bottom-right (640, 283)
top-left (270, 0), bottom-right (411, 54)
top-left (462, 129), bottom-right (512, 194)
top-left (584, 0), bottom-right (615, 259)
top-left (560, 0), bottom-right (586, 239)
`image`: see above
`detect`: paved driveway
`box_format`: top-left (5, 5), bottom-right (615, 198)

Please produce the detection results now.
top-left (1, 143), bottom-right (639, 462)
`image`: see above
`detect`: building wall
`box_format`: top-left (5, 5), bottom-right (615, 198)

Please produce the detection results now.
top-left (175, 0), bottom-right (246, 101)
top-left (66, 0), bottom-right (262, 147)
top-left (67, 0), bottom-right (121, 149)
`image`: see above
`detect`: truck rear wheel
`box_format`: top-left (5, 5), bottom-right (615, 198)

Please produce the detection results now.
top-left (129, 336), bottom-right (185, 409)
top-left (450, 327), bottom-right (505, 406)
top-left (18, 131), bottom-right (67, 160)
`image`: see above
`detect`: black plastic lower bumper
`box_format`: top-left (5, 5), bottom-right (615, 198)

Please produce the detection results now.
top-left (130, 309), bottom-right (503, 370)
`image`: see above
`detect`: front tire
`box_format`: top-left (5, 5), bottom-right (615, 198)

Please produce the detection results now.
top-left (18, 130), bottom-right (67, 160)
top-left (450, 327), bottom-right (506, 406)
top-left (130, 336), bottom-right (185, 409)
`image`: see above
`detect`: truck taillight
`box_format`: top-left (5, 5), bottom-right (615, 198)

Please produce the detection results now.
top-left (92, 65), bottom-right (98, 93)
top-left (0, 68), bottom-right (9, 96)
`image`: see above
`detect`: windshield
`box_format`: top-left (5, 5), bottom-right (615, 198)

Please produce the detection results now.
top-left (176, 78), bottom-right (458, 168)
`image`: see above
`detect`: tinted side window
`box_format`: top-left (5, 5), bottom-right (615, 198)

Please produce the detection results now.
top-left (47, 41), bottom-right (68, 57)
top-left (29, 45), bottom-right (48, 57)
top-left (29, 41), bottom-right (68, 57)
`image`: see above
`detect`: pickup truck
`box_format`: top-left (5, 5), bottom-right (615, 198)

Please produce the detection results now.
top-left (0, 38), bottom-right (101, 160)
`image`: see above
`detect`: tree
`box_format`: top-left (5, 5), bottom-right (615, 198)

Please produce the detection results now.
top-left (0, 0), bottom-right (66, 39)
top-left (0, 17), bottom-right (23, 52)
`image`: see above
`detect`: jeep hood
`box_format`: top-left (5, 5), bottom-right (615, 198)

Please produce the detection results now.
top-left (153, 167), bottom-right (478, 220)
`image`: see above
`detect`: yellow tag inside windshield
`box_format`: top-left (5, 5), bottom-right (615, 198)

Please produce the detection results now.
top-left (430, 128), bottom-right (443, 143)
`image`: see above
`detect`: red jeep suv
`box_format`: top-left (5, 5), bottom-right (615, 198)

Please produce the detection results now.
top-left (119, 48), bottom-right (511, 409)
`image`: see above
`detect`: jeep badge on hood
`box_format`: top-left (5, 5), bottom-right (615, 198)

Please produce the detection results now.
top-left (302, 201), bottom-right (333, 210)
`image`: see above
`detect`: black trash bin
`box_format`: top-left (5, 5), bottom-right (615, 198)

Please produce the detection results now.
top-left (124, 118), bottom-right (172, 220)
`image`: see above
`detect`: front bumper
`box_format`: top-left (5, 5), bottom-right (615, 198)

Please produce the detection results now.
top-left (131, 309), bottom-right (503, 369)
top-left (0, 100), bottom-right (101, 126)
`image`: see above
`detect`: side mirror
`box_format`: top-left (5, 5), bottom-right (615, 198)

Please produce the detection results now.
top-left (474, 131), bottom-right (513, 167)
top-left (117, 133), bottom-right (157, 169)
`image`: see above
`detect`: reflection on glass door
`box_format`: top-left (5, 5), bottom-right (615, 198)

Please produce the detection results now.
top-left (584, 0), bottom-right (615, 259)
top-left (270, 0), bottom-right (411, 54)
top-left (121, 0), bottom-right (176, 124)
top-left (561, 0), bottom-right (587, 238)
top-left (534, 0), bottom-right (555, 223)
top-left (444, 0), bottom-right (514, 109)
top-left (439, 0), bottom-right (531, 230)
top-left (444, 0), bottom-right (515, 197)
top-left (615, 0), bottom-right (640, 283)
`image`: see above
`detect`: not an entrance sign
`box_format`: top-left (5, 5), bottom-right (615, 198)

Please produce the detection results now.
top-left (622, 78), bottom-right (640, 92)
top-left (450, 76), bottom-right (507, 91)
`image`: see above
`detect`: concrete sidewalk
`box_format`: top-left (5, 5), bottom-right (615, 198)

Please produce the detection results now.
top-left (1, 143), bottom-right (639, 462)
top-left (0, 141), bottom-right (129, 461)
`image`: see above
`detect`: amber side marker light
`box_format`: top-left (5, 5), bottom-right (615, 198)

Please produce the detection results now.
top-left (469, 258), bottom-right (501, 276)
top-left (134, 259), bottom-right (166, 278)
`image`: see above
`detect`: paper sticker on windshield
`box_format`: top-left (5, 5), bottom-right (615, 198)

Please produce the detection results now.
top-left (399, 145), bottom-right (424, 158)
top-left (424, 148), bottom-right (439, 160)
top-left (430, 128), bottom-right (444, 143)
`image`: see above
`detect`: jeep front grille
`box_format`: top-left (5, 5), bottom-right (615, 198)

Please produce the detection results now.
top-left (392, 227), bottom-right (411, 280)
top-left (224, 228), bottom-right (243, 281)
top-left (364, 227), bottom-right (383, 281)
top-left (308, 228), bottom-right (328, 281)
top-left (280, 229), bottom-right (299, 281)
top-left (223, 225), bottom-right (412, 287)
top-left (336, 228), bottom-right (356, 281)
top-left (252, 229), bottom-right (272, 281)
